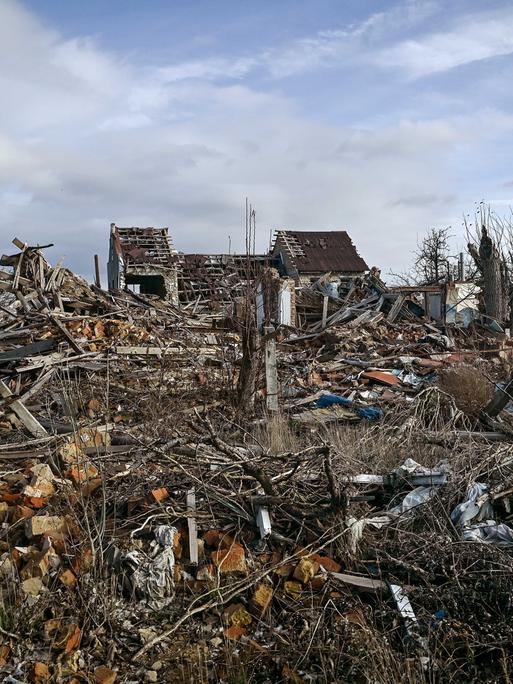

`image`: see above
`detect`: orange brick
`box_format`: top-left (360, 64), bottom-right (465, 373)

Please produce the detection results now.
top-left (94, 665), bottom-right (117, 684)
top-left (211, 545), bottom-right (247, 575)
top-left (309, 554), bottom-right (341, 573)
top-left (274, 563), bottom-right (294, 578)
top-left (150, 487), bottom-right (168, 503)
top-left (59, 570), bottom-right (77, 587)
top-left (203, 530), bottom-right (220, 547)
top-left (24, 496), bottom-right (48, 509)
top-left (32, 661), bottom-right (50, 683)
top-left (10, 504), bottom-right (35, 522)
top-left (293, 558), bottom-right (319, 584)
top-left (250, 583), bottom-right (273, 615)
top-left (0, 645), bottom-right (10, 667)
top-left (310, 575), bottom-right (327, 590)
top-left (224, 626), bottom-right (246, 641)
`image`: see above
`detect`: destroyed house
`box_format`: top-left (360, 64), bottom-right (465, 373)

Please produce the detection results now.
top-left (271, 230), bottom-right (368, 288)
top-left (177, 253), bottom-right (296, 326)
top-left (177, 253), bottom-right (268, 309)
top-left (107, 224), bottom-right (178, 302)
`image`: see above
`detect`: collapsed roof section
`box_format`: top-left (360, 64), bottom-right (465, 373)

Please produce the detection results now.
top-left (177, 253), bottom-right (271, 309)
top-left (272, 230), bottom-right (369, 278)
top-left (109, 224), bottom-right (177, 267)
top-left (108, 224), bottom-right (179, 301)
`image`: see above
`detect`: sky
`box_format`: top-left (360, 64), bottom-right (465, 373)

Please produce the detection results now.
top-left (2, 0), bottom-right (513, 281)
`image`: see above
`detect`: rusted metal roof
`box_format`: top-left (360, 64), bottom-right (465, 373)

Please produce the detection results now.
top-left (273, 230), bottom-right (368, 273)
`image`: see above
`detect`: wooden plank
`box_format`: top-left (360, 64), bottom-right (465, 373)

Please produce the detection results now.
top-left (0, 339), bottom-right (55, 361)
top-left (12, 245), bottom-right (26, 290)
top-left (387, 294), bottom-right (406, 323)
top-left (321, 295), bottom-right (329, 329)
top-left (0, 379), bottom-right (48, 438)
top-left (484, 374), bottom-right (513, 418)
top-left (264, 325), bottom-right (279, 412)
top-left (330, 571), bottom-right (386, 591)
top-left (48, 315), bottom-right (84, 354)
top-left (186, 488), bottom-right (198, 565)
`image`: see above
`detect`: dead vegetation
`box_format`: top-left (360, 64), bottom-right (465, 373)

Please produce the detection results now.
top-left (0, 237), bottom-right (513, 682)
top-left (439, 363), bottom-right (494, 417)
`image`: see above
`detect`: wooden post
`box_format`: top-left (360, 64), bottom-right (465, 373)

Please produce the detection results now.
top-left (321, 295), bottom-right (329, 329)
top-left (94, 255), bottom-right (101, 288)
top-left (264, 326), bottom-right (279, 412)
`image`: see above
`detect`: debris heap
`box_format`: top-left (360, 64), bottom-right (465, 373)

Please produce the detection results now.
top-left (0, 239), bottom-right (513, 683)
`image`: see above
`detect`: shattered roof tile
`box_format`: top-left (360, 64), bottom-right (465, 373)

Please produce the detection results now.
top-left (273, 230), bottom-right (368, 273)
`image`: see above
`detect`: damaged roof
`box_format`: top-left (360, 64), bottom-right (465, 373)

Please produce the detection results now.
top-left (110, 224), bottom-right (177, 267)
top-left (273, 230), bottom-right (368, 273)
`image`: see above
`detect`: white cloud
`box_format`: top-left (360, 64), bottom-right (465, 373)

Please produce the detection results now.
top-left (379, 9), bottom-right (513, 78)
top-left (0, 0), bottom-right (510, 282)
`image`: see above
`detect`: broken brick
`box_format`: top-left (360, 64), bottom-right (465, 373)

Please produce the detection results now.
top-left (94, 666), bottom-right (117, 684)
top-left (284, 581), bottom-right (302, 599)
top-left (150, 487), bottom-right (168, 503)
top-left (32, 662), bottom-right (51, 683)
top-left (59, 569), bottom-right (77, 587)
top-left (309, 553), bottom-right (342, 573)
top-left (11, 504), bottom-right (35, 522)
top-left (250, 583), bottom-right (273, 615)
top-left (224, 626), bottom-right (246, 641)
top-left (211, 544), bottom-right (247, 575)
top-left (293, 558), bottom-right (319, 584)
top-left (310, 574), bottom-right (328, 590)
top-left (223, 603), bottom-right (253, 627)
top-left (274, 563), bottom-right (294, 578)
top-left (26, 515), bottom-right (67, 538)
top-left (21, 576), bottom-right (43, 596)
top-left (203, 529), bottom-right (220, 547)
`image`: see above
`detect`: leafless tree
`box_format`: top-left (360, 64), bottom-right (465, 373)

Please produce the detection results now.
top-left (388, 226), bottom-right (452, 286)
top-left (413, 226), bottom-right (451, 284)
top-left (466, 203), bottom-right (511, 327)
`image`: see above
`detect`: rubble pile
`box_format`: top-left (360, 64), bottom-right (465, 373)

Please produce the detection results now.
top-left (0, 239), bottom-right (513, 682)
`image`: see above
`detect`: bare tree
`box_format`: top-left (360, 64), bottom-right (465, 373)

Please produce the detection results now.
top-left (388, 226), bottom-right (453, 286)
top-left (466, 204), bottom-right (510, 326)
top-left (413, 226), bottom-right (451, 284)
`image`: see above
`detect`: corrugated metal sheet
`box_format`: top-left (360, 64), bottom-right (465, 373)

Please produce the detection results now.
top-left (275, 230), bottom-right (368, 274)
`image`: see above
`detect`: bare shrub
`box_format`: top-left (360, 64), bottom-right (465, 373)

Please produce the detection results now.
top-left (438, 363), bottom-right (493, 417)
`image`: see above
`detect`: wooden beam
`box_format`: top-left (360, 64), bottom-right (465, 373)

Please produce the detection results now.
top-left (0, 379), bottom-right (48, 438)
top-left (264, 326), bottom-right (279, 412)
top-left (186, 488), bottom-right (198, 565)
top-left (321, 295), bottom-right (329, 329)
top-left (94, 254), bottom-right (101, 288)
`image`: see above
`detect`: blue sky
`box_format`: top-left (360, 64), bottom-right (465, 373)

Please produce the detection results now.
top-left (2, 0), bottom-right (513, 279)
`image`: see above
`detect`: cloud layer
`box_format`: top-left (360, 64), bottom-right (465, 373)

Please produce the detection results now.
top-left (1, 0), bottom-right (513, 280)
